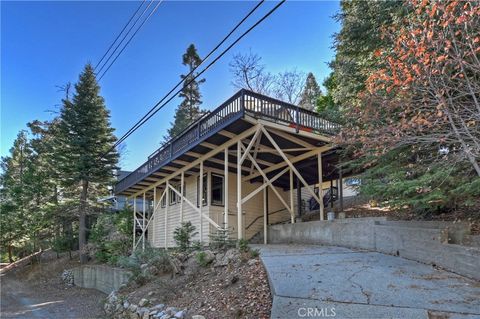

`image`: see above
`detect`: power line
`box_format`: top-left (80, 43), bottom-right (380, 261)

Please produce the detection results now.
top-left (110, 0), bottom-right (266, 150)
top-left (108, 0), bottom-right (285, 154)
top-left (94, 0), bottom-right (147, 71)
top-left (97, 0), bottom-right (163, 80)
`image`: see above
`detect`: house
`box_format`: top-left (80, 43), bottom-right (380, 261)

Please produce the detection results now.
top-left (114, 89), bottom-right (347, 250)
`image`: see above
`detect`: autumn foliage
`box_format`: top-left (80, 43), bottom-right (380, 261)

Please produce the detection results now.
top-left (338, 0), bottom-right (480, 211)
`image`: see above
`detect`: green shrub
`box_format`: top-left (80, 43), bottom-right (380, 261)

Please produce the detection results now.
top-left (250, 249), bottom-right (260, 258)
top-left (173, 221), bottom-right (198, 252)
top-left (191, 240), bottom-right (202, 251)
top-left (195, 251), bottom-right (208, 267)
top-left (238, 238), bottom-right (249, 252)
top-left (89, 207), bottom-right (133, 264)
top-left (209, 229), bottom-right (235, 251)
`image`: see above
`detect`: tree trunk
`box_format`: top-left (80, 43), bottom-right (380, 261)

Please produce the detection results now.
top-left (79, 179), bottom-right (89, 264)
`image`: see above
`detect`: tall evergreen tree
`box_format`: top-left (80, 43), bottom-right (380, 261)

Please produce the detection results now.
top-left (167, 44), bottom-right (205, 139)
top-left (57, 64), bottom-right (118, 263)
top-left (299, 72), bottom-right (321, 110)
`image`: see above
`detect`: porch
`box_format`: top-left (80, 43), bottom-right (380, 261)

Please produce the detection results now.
top-left (114, 89), bottom-right (344, 250)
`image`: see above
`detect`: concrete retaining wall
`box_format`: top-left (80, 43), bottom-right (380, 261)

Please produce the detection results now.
top-left (268, 218), bottom-right (480, 281)
top-left (71, 265), bottom-right (132, 294)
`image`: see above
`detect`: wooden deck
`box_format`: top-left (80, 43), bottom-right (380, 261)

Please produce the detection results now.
top-left (115, 89), bottom-right (339, 195)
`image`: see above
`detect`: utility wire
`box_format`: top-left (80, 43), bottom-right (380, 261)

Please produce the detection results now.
top-left (94, 0), bottom-right (147, 71)
top-left (109, 0), bottom-right (265, 150)
top-left (106, 0), bottom-right (284, 155)
top-left (97, 0), bottom-right (163, 80)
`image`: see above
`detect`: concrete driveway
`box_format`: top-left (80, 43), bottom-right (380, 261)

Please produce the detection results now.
top-left (253, 245), bottom-right (480, 319)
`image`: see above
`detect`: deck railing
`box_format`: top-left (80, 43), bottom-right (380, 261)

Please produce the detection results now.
top-left (115, 89), bottom-right (340, 194)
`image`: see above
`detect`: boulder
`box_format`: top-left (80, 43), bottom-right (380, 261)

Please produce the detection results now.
top-left (192, 315), bottom-right (206, 319)
top-left (138, 298), bottom-right (149, 307)
top-left (174, 310), bottom-right (186, 318)
top-left (128, 304), bottom-right (138, 313)
top-left (151, 304), bottom-right (165, 311)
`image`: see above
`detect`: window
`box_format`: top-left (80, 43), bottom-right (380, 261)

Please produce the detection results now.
top-left (161, 192), bottom-right (166, 208)
top-left (197, 174), bottom-right (207, 207)
top-left (169, 186), bottom-right (176, 205)
top-left (176, 183), bottom-right (184, 204)
top-left (211, 174), bottom-right (224, 206)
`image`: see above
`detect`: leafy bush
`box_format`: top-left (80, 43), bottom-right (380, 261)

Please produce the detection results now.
top-left (173, 221), bottom-right (198, 252)
top-left (89, 207), bottom-right (133, 264)
top-left (209, 229), bottom-right (235, 251)
top-left (195, 251), bottom-right (208, 267)
top-left (238, 238), bottom-right (249, 252)
top-left (250, 249), bottom-right (260, 258)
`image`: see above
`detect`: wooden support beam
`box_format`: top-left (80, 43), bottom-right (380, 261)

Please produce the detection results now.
top-left (263, 178), bottom-right (268, 245)
top-left (165, 181), bottom-right (169, 248)
top-left (262, 127), bottom-right (324, 215)
top-left (241, 167), bottom-right (289, 204)
top-left (180, 172), bottom-right (184, 223)
top-left (224, 147), bottom-right (229, 230)
top-left (241, 143), bottom-right (293, 217)
top-left (133, 196), bottom-right (137, 251)
top-left (318, 153), bottom-right (324, 220)
top-left (244, 116), bottom-right (333, 143)
top-left (153, 187), bottom-right (157, 246)
top-left (142, 193), bottom-right (146, 251)
top-left (237, 141), bottom-right (243, 239)
top-left (269, 128), bottom-right (316, 148)
top-left (199, 161), bottom-right (204, 242)
top-left (130, 125), bottom-right (259, 198)
top-left (242, 145), bottom-right (333, 182)
top-left (290, 168), bottom-right (294, 223)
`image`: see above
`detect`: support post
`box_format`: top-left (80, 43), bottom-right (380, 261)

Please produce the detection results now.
top-left (237, 141), bottom-right (243, 239)
top-left (224, 147), bottom-right (229, 231)
top-left (199, 161), bottom-right (204, 243)
top-left (180, 172), bottom-right (184, 223)
top-left (142, 193), bottom-right (146, 251)
top-left (318, 153), bottom-right (324, 220)
top-left (296, 177), bottom-right (302, 217)
top-left (133, 196), bottom-right (137, 251)
top-left (263, 178), bottom-right (268, 244)
top-left (289, 169), bottom-right (294, 223)
top-left (165, 181), bottom-right (169, 249)
top-left (339, 166), bottom-right (344, 212)
top-left (153, 187), bottom-right (157, 247)
top-left (330, 180), bottom-right (334, 208)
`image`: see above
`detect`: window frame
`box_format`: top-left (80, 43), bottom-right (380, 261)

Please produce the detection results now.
top-left (210, 173), bottom-right (224, 206)
top-left (196, 173), bottom-right (208, 207)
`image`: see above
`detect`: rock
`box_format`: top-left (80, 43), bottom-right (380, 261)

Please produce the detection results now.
top-left (61, 269), bottom-right (74, 286)
top-left (203, 250), bottom-right (215, 263)
top-left (140, 263), bottom-right (149, 271)
top-left (214, 248), bottom-right (238, 266)
top-left (154, 311), bottom-right (166, 318)
top-left (151, 304), bottom-right (165, 311)
top-left (174, 310), bottom-right (186, 318)
top-left (247, 259), bottom-right (258, 266)
top-left (123, 301), bottom-right (130, 309)
top-left (138, 298), bottom-right (149, 307)
top-left (149, 309), bottom-right (158, 316)
top-left (128, 304), bottom-right (138, 313)
top-left (192, 315), bottom-right (206, 319)
top-left (137, 307), bottom-right (149, 318)
top-left (165, 306), bottom-right (178, 315)
top-left (147, 291), bottom-right (155, 297)
top-left (142, 310), bottom-right (150, 319)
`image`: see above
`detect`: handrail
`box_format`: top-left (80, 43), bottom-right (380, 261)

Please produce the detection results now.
top-left (245, 207), bottom-right (289, 230)
top-left (115, 89), bottom-right (341, 194)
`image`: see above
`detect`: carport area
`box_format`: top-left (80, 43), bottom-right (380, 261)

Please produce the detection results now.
top-left (253, 245), bottom-right (480, 319)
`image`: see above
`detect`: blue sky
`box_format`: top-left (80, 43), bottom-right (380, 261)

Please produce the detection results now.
top-left (1, 0), bottom-right (340, 171)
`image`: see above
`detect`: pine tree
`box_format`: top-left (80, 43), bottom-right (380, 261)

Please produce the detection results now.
top-left (167, 44), bottom-right (205, 139)
top-left (57, 64), bottom-right (118, 263)
top-left (299, 72), bottom-right (321, 111)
